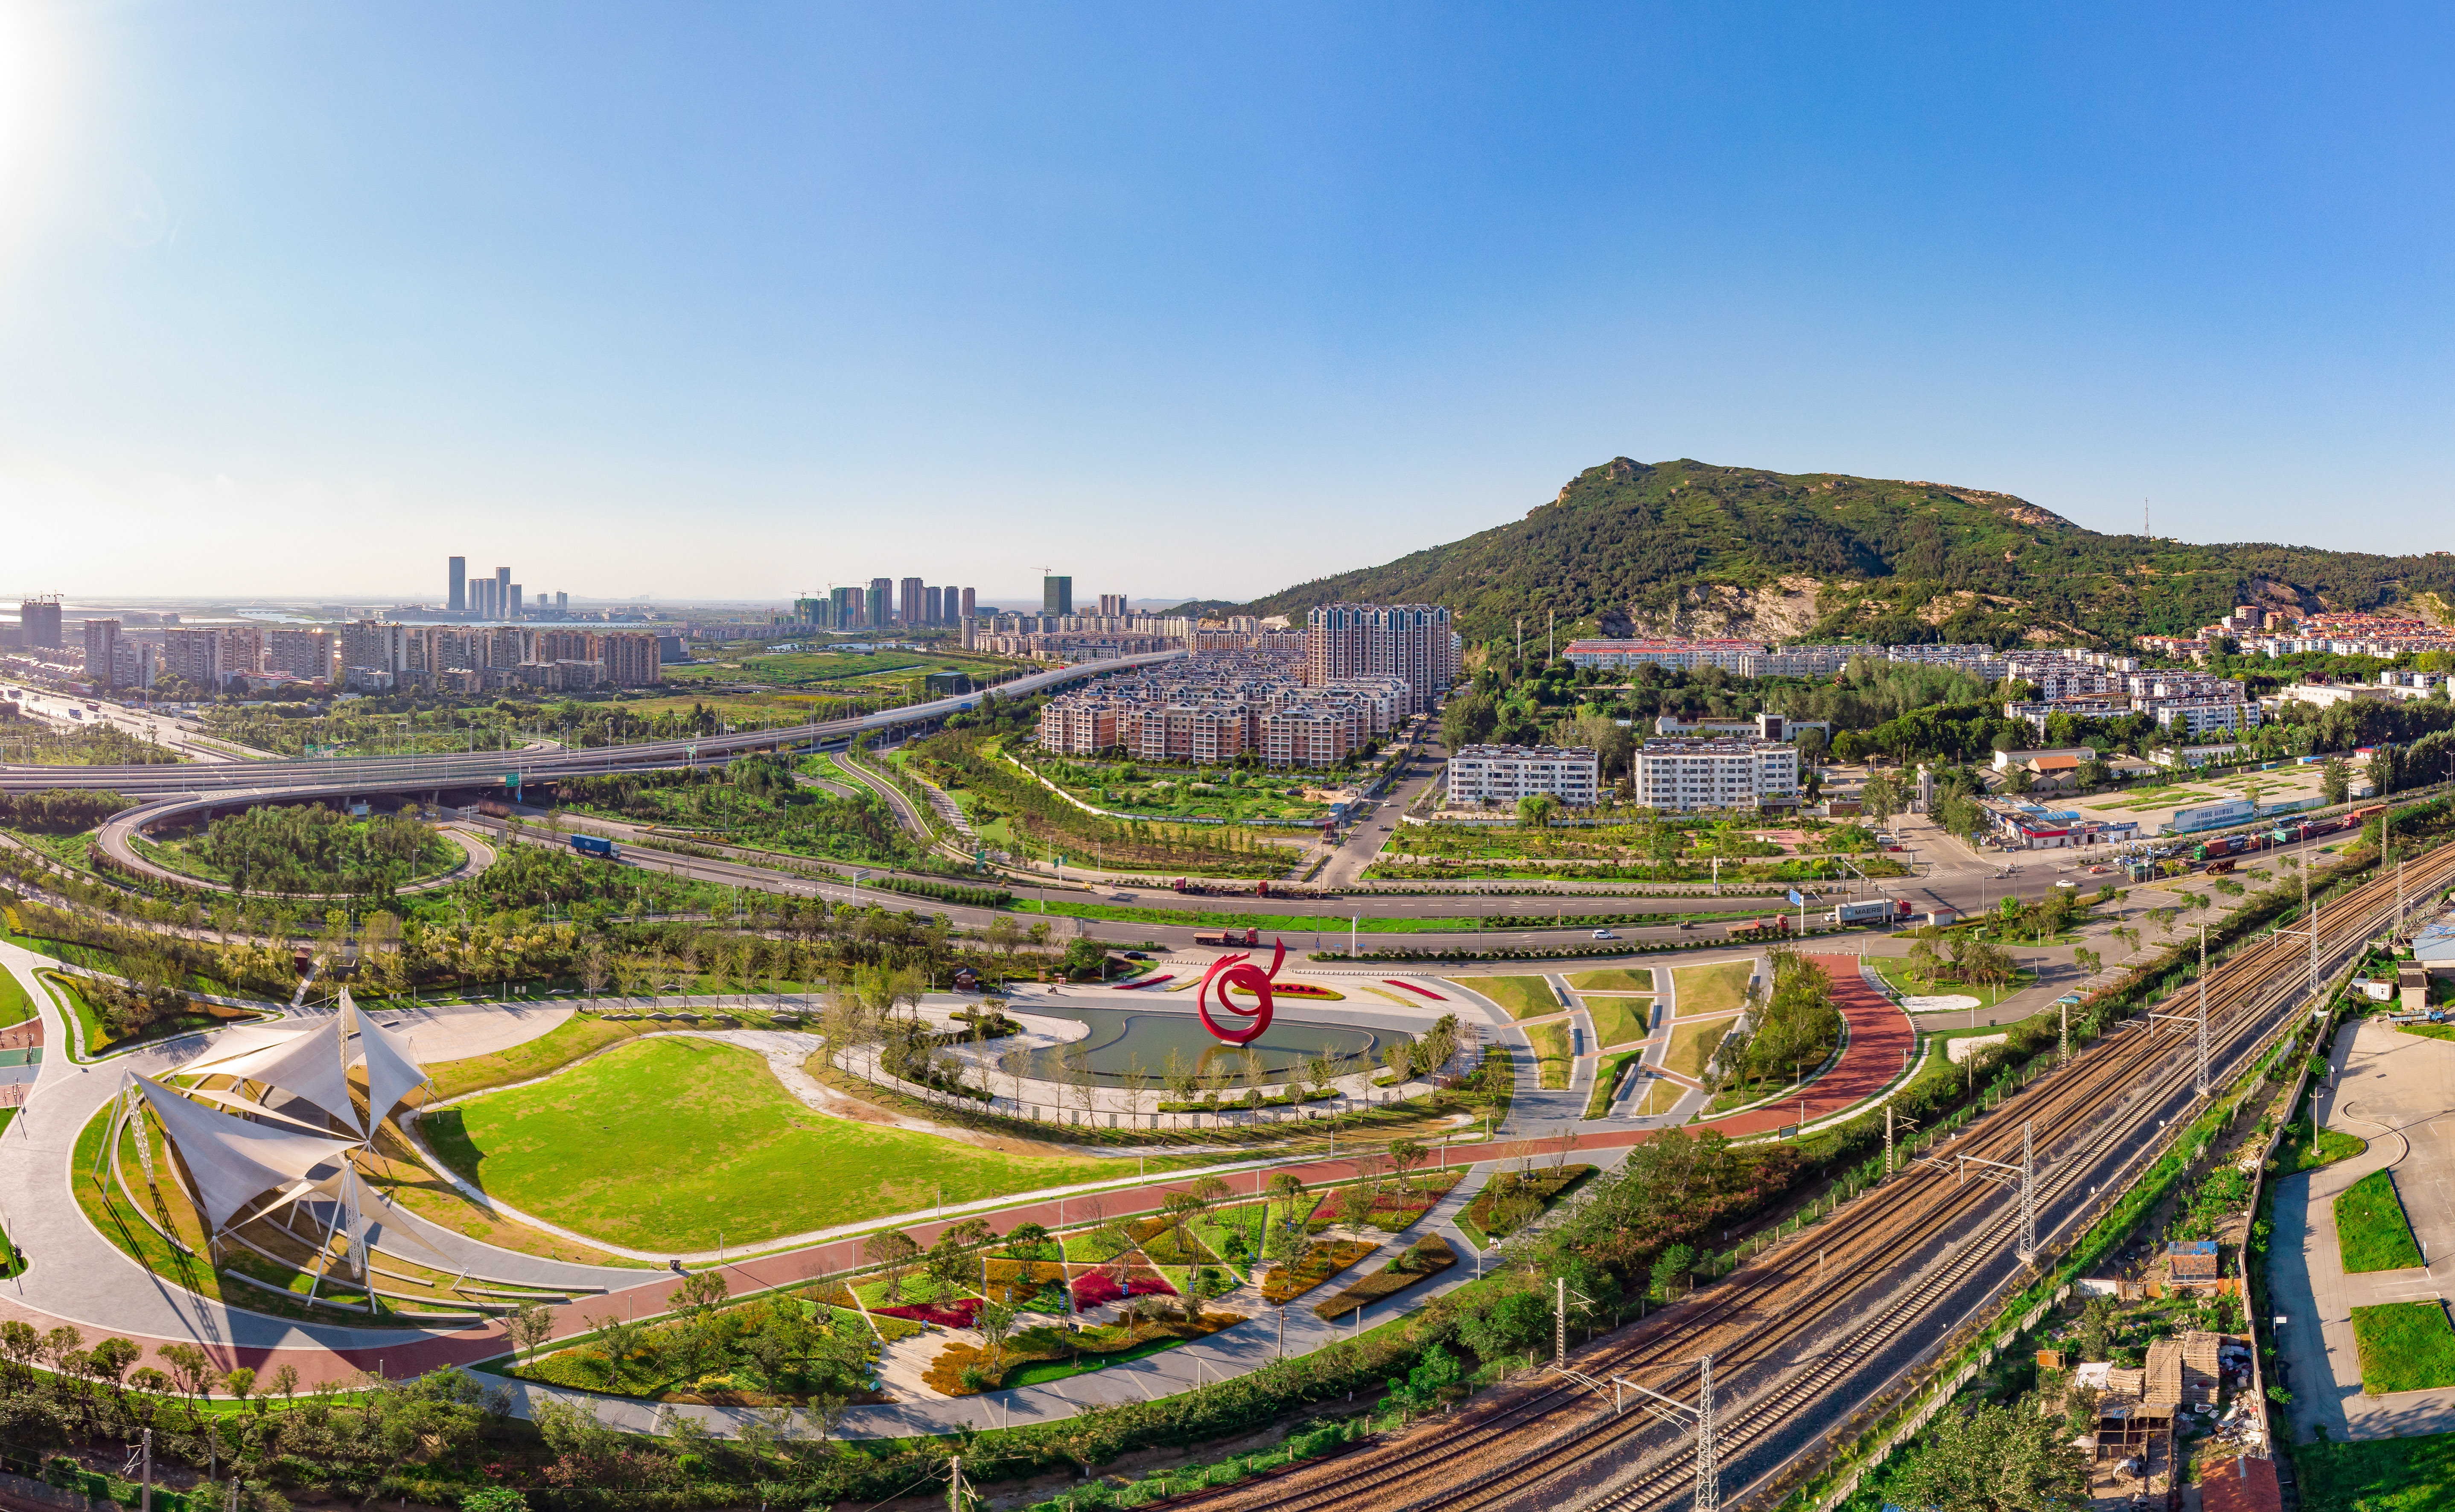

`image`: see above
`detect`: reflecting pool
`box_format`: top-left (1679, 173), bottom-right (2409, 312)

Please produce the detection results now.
top-left (1012, 1006), bottom-right (1385, 1086)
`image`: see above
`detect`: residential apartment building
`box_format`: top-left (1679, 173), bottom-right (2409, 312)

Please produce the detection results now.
top-left (1561, 638), bottom-right (1763, 674)
top-left (264, 629), bottom-right (335, 683)
top-left (17, 598), bottom-right (62, 650)
top-left (595, 632), bottom-right (662, 687)
top-left (1306, 603), bottom-right (1457, 714)
top-left (110, 639), bottom-right (159, 693)
top-left (1446, 744), bottom-right (1601, 807)
top-left (1633, 738), bottom-right (1800, 812)
top-left (82, 619), bottom-right (120, 688)
top-left (1260, 706), bottom-right (1354, 768)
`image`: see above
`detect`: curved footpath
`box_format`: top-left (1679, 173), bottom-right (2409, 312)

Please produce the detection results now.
top-left (93, 801), bottom-right (500, 899)
top-left (0, 942), bottom-right (1914, 1437)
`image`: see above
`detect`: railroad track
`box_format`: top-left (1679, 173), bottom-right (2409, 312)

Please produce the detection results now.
top-left (1165, 840), bottom-right (2455, 1512)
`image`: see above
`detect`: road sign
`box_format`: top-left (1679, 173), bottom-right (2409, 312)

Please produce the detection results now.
top-left (1786, 889), bottom-right (1804, 905)
top-left (504, 772), bottom-right (521, 789)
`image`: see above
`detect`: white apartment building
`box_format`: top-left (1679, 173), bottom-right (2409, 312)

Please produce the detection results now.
top-left (2153, 699), bottom-right (2263, 738)
top-left (1446, 744), bottom-right (1601, 808)
top-left (1633, 738), bottom-right (1800, 812)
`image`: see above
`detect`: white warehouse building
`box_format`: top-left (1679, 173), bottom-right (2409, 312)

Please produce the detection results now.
top-left (1633, 738), bottom-right (1801, 812)
top-left (1446, 744), bottom-right (1601, 808)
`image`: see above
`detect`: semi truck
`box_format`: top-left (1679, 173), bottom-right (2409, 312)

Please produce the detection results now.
top-left (1829, 898), bottom-right (1914, 926)
top-left (570, 833), bottom-right (619, 860)
top-left (1194, 927), bottom-right (1261, 948)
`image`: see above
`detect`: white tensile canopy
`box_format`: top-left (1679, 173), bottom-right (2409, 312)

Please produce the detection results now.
top-left (133, 988), bottom-right (435, 1270)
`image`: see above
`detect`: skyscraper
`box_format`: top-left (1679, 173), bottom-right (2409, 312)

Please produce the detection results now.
top-left (832, 586), bottom-right (864, 628)
top-left (1305, 603), bottom-right (1458, 715)
top-left (960, 587), bottom-right (976, 622)
top-left (925, 586), bottom-right (943, 625)
top-left (556, 591), bottom-right (569, 615)
top-left (495, 567), bottom-right (511, 619)
top-left (868, 578), bottom-right (891, 629)
top-left (1098, 593), bottom-right (1128, 617)
top-left (509, 584), bottom-right (524, 619)
top-left (448, 557), bottom-right (467, 613)
top-left (1044, 575), bottom-right (1073, 616)
top-left (899, 577), bottom-right (925, 626)
top-left (18, 598), bottom-right (62, 649)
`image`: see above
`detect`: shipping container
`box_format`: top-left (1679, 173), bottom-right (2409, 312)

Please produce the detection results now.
top-left (570, 833), bottom-right (618, 859)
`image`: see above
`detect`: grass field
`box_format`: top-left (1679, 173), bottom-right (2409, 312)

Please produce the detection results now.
top-left (2338, 1169), bottom-right (2426, 1273)
top-left (1567, 968), bottom-right (1657, 993)
top-left (2398, 1023), bottom-right (2455, 1045)
top-left (2290, 1427), bottom-right (2455, 1511)
top-left (425, 1013), bottom-right (648, 1101)
top-left (1672, 960), bottom-right (1752, 1017)
top-left (1525, 1021), bottom-right (1572, 1089)
top-left (1627, 1075), bottom-right (1678, 1116)
top-left (426, 1037), bottom-right (1125, 1250)
top-left (2281, 1120), bottom-right (2368, 1173)
top-left (0, 965), bottom-right (32, 1028)
top-left (1584, 996), bottom-right (1653, 1048)
top-left (1456, 976), bottom-right (1562, 1019)
top-left (2352, 1302), bottom-right (2455, 1394)
top-left (1666, 1015), bottom-right (1732, 1082)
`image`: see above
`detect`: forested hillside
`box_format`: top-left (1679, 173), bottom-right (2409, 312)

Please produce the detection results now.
top-left (1191, 457), bottom-right (2455, 651)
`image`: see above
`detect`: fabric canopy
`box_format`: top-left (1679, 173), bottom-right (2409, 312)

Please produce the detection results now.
top-left (237, 1018), bottom-right (362, 1136)
top-left (355, 1012), bottom-right (428, 1125)
top-left (135, 1075), bottom-right (358, 1234)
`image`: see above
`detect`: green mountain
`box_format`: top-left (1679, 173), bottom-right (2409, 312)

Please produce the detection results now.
top-left (1188, 457), bottom-right (2455, 652)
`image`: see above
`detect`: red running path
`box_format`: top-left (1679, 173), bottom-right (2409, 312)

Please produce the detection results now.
top-left (1691, 953), bottom-right (1916, 1136)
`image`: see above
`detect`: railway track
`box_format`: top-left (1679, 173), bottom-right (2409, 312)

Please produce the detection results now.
top-left (1165, 840), bottom-right (2455, 1512)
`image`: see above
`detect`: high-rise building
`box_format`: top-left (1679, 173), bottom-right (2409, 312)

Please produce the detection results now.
top-left (831, 586), bottom-right (864, 629)
top-left (509, 584), bottom-right (524, 619)
top-left (164, 628), bottom-right (232, 690)
top-left (925, 586), bottom-right (944, 625)
top-left (448, 557), bottom-right (467, 613)
top-left (900, 577), bottom-right (925, 626)
top-left (495, 567), bottom-right (511, 617)
top-left (592, 632), bottom-right (662, 687)
top-left (19, 598), bottom-right (62, 649)
top-left (1305, 603), bottom-right (1458, 715)
top-left (1099, 593), bottom-right (1128, 618)
top-left (1044, 575), bottom-right (1073, 617)
top-left (83, 619), bottom-right (121, 688)
top-left (265, 629), bottom-right (335, 683)
top-left (555, 591), bottom-right (569, 615)
top-left (869, 577), bottom-right (891, 629)
top-left (960, 587), bottom-right (977, 622)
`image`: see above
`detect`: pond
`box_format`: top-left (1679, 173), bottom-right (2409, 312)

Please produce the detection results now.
top-left (1015, 1006), bottom-right (1386, 1087)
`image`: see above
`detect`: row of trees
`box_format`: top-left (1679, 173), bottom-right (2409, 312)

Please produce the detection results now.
top-left (1706, 947), bottom-right (1843, 1098)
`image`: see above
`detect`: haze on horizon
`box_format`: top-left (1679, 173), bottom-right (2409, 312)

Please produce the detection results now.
top-left (3, 1), bottom-right (2452, 603)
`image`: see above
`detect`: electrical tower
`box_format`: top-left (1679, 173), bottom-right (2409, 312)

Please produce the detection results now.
top-left (2196, 924), bottom-right (2210, 1097)
top-left (1939, 1119), bottom-right (2037, 1265)
top-left (1547, 1350), bottom-right (1719, 1511)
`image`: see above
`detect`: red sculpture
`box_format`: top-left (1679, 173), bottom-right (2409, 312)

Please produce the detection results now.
top-left (1197, 937), bottom-right (1286, 1045)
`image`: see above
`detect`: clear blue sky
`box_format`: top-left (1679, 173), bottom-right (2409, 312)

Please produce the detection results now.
top-left (3, 2), bottom-right (2450, 604)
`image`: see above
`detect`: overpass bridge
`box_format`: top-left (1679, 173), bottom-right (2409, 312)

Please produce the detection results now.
top-left (0, 650), bottom-right (1178, 799)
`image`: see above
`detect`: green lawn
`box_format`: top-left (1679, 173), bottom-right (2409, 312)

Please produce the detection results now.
top-left (425, 1037), bottom-right (1128, 1250)
top-left (2338, 1169), bottom-right (2426, 1273)
top-left (426, 1013), bottom-right (651, 1101)
top-left (2352, 1302), bottom-right (2455, 1394)
top-left (1584, 996), bottom-right (1653, 1048)
top-left (2280, 1120), bottom-right (2368, 1173)
top-left (1566, 968), bottom-right (1657, 993)
top-left (1672, 960), bottom-right (1752, 1017)
top-left (2398, 1023), bottom-right (2455, 1046)
top-left (1585, 1051), bottom-right (1642, 1119)
top-left (1665, 1015), bottom-right (1732, 1083)
top-left (1454, 976), bottom-right (1561, 1019)
top-left (2291, 1428), bottom-right (2455, 1512)
top-left (0, 965), bottom-right (32, 1028)
top-left (1525, 1021), bottom-right (1572, 1089)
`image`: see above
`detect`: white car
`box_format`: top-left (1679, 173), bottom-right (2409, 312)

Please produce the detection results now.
top-left (1592, 928), bottom-right (1617, 940)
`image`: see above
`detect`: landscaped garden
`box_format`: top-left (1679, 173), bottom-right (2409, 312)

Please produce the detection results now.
top-left (1584, 995), bottom-right (1652, 1047)
top-left (2337, 1168), bottom-right (2424, 1272)
top-left (135, 801), bottom-right (464, 896)
top-left (1459, 1163), bottom-right (1595, 1247)
top-left (1312, 1234), bottom-right (1456, 1320)
top-left (507, 1279), bottom-right (885, 1406)
top-left (1451, 975), bottom-right (1560, 1018)
top-left (1671, 958), bottom-right (1753, 1016)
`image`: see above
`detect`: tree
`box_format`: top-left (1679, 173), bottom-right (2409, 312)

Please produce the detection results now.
top-left (1388, 1138), bottom-right (1430, 1194)
top-left (1516, 793), bottom-right (1560, 828)
top-left (1860, 772), bottom-right (1904, 826)
top-left (2320, 755), bottom-right (2351, 806)
top-left (863, 1230), bottom-right (921, 1303)
top-left (1884, 1397), bottom-right (2089, 1512)
top-left (975, 1300), bottom-right (1020, 1378)
top-left (1649, 1243), bottom-right (1697, 1300)
top-left (509, 1299), bottom-right (558, 1363)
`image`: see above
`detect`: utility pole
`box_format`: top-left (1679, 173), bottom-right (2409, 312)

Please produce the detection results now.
top-left (1695, 1354), bottom-right (1720, 1512)
top-left (2059, 997), bottom-right (2070, 1064)
top-left (1886, 1103), bottom-right (1894, 1176)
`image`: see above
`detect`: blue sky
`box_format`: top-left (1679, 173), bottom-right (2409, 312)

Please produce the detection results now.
top-left (2, 2), bottom-right (2451, 604)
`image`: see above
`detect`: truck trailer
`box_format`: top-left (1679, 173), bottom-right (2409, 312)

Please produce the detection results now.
top-left (570, 833), bottom-right (618, 860)
top-left (1830, 898), bottom-right (1913, 926)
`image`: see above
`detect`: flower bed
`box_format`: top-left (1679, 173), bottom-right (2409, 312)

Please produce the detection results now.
top-left (1072, 1270), bottom-right (1176, 1311)
top-left (985, 1258), bottom-right (1073, 1307)
top-left (1262, 1239), bottom-right (1379, 1304)
top-left (924, 1309), bottom-right (1245, 1395)
top-left (1311, 1235), bottom-right (1456, 1320)
top-left (873, 1297), bottom-right (983, 1329)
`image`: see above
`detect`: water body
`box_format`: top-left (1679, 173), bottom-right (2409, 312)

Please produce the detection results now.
top-left (1016, 1006), bottom-right (1385, 1087)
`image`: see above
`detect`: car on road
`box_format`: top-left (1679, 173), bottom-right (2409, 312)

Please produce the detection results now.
top-left (1592, 928), bottom-right (1617, 940)
top-left (2089, 865), bottom-right (2110, 874)
top-left (1121, 950), bottom-right (1151, 960)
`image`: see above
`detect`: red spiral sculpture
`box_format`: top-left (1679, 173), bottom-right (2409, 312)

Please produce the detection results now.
top-left (1197, 937), bottom-right (1286, 1045)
